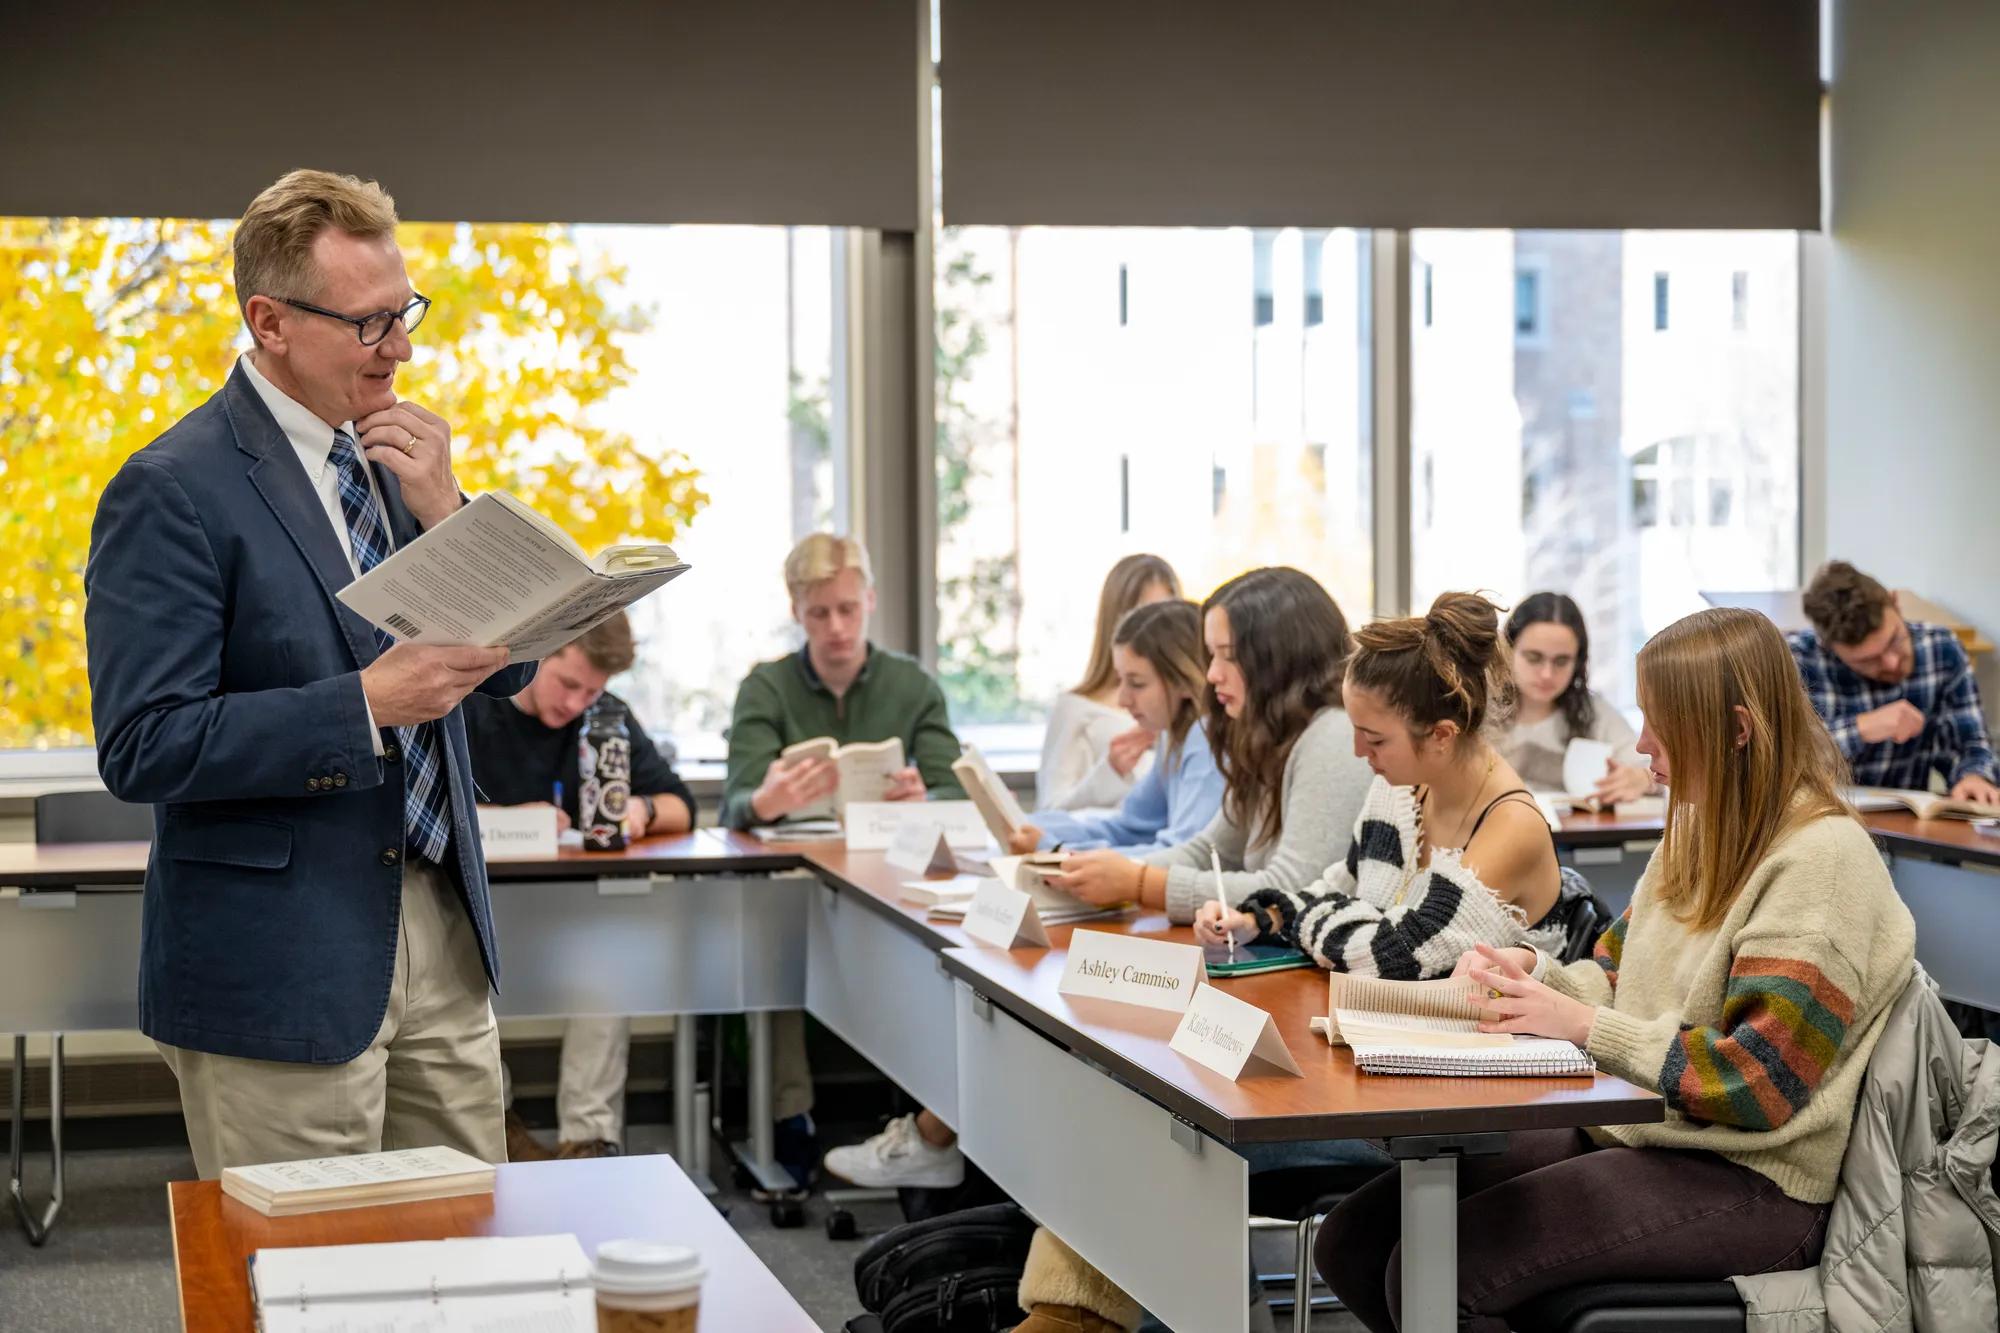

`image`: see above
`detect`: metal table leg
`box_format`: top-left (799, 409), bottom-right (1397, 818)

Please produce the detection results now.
top-left (731, 1010), bottom-right (794, 1193)
top-left (1390, 1132), bottom-right (1506, 1333)
top-left (9, 1032), bottom-right (64, 1246)
top-left (671, 1015), bottom-right (714, 1195)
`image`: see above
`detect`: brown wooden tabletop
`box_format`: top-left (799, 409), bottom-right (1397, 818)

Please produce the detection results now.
top-left (941, 916), bottom-right (1663, 1144)
top-left (1555, 807), bottom-right (2000, 868)
top-left (169, 1155), bottom-right (817, 1333)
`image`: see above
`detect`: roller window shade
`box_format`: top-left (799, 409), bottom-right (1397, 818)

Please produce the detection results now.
top-left (941, 0), bottom-right (1819, 230)
top-left (1, 0), bottom-right (922, 228)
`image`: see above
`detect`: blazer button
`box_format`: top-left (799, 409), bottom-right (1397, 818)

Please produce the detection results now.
top-left (384, 744), bottom-right (402, 763)
top-left (306, 777), bottom-right (321, 792)
top-left (381, 847), bottom-right (401, 867)
top-left (333, 773), bottom-right (348, 788)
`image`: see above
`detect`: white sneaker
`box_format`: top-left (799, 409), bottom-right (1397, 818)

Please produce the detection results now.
top-left (822, 1114), bottom-right (966, 1189)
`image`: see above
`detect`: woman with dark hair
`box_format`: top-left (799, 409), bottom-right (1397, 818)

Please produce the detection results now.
top-left (1499, 591), bottom-right (1653, 805)
top-left (1044, 566), bottom-right (1373, 922)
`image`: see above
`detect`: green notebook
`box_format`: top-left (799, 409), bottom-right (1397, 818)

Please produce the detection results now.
top-left (1202, 942), bottom-right (1312, 978)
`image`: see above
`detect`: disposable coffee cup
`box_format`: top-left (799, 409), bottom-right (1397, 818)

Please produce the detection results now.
top-left (593, 1239), bottom-right (705, 1332)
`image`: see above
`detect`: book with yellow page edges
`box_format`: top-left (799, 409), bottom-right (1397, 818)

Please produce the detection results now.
top-left (221, 1145), bottom-right (496, 1217)
top-left (1315, 974), bottom-right (1596, 1078)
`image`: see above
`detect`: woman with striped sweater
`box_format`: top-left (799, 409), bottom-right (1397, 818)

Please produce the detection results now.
top-left (1314, 607), bottom-right (1917, 1333)
top-left (1194, 591), bottom-right (1566, 970)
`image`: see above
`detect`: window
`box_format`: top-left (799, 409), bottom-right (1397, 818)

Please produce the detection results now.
top-left (1514, 266), bottom-right (1543, 340)
top-left (1731, 269), bottom-right (1749, 330)
top-left (1410, 230), bottom-right (1799, 708)
top-left (1118, 262), bottom-right (1130, 326)
top-left (1419, 259), bottom-right (1435, 327)
top-left (1251, 229), bottom-right (1276, 327)
top-left (0, 217), bottom-right (842, 762)
top-left (934, 226), bottom-right (1374, 734)
top-left (1302, 229), bottom-right (1327, 328)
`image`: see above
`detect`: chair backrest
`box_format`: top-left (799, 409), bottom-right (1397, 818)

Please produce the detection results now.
top-left (34, 789), bottom-right (155, 845)
top-left (1552, 865), bottom-right (1614, 966)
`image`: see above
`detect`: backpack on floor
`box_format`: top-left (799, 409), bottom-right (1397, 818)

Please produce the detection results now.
top-left (847, 1201), bottom-right (1037, 1333)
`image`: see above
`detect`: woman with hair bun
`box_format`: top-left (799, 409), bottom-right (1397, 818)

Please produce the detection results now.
top-left (1198, 591), bottom-right (1567, 972)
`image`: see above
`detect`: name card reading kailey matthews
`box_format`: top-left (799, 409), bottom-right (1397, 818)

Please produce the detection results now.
top-left (1057, 930), bottom-right (1203, 1014)
top-left (1169, 982), bottom-right (1303, 1080)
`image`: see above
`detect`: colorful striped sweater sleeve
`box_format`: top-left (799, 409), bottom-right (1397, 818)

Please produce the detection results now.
top-left (1585, 931), bottom-right (1864, 1132)
top-left (1545, 904), bottom-right (1626, 1007)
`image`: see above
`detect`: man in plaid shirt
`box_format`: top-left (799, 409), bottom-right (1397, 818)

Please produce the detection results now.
top-left (1788, 561), bottom-right (2000, 804)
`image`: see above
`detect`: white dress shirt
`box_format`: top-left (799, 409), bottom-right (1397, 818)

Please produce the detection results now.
top-left (238, 353), bottom-right (390, 752)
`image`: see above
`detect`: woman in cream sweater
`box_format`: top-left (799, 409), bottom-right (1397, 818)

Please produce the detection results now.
top-left (1315, 607), bottom-right (1917, 1333)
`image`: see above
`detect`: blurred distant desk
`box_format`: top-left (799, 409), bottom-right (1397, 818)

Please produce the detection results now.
top-left (1555, 808), bottom-right (2000, 1009)
top-left (169, 1154), bottom-right (816, 1333)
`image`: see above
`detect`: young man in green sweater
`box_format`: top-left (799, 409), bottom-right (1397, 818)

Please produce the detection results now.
top-left (722, 533), bottom-right (966, 1186)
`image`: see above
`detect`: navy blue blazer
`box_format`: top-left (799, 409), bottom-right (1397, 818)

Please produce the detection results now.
top-left (84, 364), bottom-right (536, 1064)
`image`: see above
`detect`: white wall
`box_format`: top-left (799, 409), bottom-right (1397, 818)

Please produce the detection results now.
top-left (1827, 1), bottom-right (2000, 709)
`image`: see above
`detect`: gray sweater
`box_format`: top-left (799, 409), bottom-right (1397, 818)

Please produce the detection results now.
top-left (1142, 707), bottom-right (1373, 923)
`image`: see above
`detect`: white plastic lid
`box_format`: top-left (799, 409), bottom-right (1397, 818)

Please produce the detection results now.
top-left (592, 1239), bottom-right (706, 1296)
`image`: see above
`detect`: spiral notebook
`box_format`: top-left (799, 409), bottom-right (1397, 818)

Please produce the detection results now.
top-left (1317, 975), bottom-right (1596, 1077)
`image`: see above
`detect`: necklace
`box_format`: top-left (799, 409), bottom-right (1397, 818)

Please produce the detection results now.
top-left (1398, 750), bottom-right (1498, 906)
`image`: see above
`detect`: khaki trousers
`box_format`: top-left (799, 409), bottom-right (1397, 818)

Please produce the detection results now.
top-left (772, 1008), bottom-right (815, 1123)
top-left (556, 1015), bottom-right (630, 1145)
top-left (158, 861), bottom-right (504, 1179)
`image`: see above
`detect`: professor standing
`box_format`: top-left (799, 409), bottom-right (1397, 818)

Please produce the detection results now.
top-left (85, 169), bottom-right (534, 1176)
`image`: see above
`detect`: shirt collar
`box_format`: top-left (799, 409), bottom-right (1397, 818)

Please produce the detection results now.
top-left (796, 643), bottom-right (875, 693)
top-left (238, 353), bottom-right (358, 477)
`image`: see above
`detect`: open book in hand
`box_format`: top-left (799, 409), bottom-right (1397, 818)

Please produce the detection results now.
top-left (953, 743), bottom-right (1029, 843)
top-left (781, 736), bottom-right (905, 819)
top-left (1312, 974), bottom-right (1596, 1077)
top-left (336, 492), bottom-right (690, 664)
top-left (1848, 786), bottom-right (2000, 822)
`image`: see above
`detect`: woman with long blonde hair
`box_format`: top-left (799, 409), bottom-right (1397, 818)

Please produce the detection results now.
top-left (1315, 608), bottom-right (1917, 1333)
top-left (1035, 554), bottom-right (1180, 811)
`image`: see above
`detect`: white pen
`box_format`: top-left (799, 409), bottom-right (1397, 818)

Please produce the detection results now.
top-left (1209, 845), bottom-right (1233, 962)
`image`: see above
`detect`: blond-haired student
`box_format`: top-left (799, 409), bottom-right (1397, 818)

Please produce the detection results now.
top-left (1315, 608), bottom-right (1915, 1332)
top-left (1035, 554), bottom-right (1181, 811)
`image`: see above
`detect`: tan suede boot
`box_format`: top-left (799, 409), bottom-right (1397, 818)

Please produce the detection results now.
top-left (1010, 1227), bottom-right (1143, 1333)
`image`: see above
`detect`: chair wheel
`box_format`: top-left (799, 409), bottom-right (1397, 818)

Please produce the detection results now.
top-left (769, 1196), bottom-right (807, 1228)
top-left (825, 1207), bottom-right (859, 1240)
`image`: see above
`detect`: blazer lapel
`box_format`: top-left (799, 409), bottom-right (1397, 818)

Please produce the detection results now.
top-left (224, 366), bottom-right (382, 670)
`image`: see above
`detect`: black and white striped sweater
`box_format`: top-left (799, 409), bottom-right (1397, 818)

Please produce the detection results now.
top-left (1243, 776), bottom-right (1563, 978)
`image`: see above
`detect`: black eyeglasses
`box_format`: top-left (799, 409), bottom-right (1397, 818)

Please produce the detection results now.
top-left (275, 293), bottom-right (431, 346)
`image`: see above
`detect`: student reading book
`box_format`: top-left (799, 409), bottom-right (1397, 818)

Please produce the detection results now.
top-left (1315, 607), bottom-right (1916, 1333)
top-left (1497, 591), bottom-right (1655, 805)
top-left (1035, 554), bottom-right (1182, 812)
top-left (1788, 560), bottom-right (2000, 807)
top-left (720, 534), bottom-right (965, 1187)
top-left (1009, 600), bottom-right (1224, 857)
top-left (778, 736), bottom-right (906, 818)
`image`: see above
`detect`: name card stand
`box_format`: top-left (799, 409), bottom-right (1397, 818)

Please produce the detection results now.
top-left (884, 823), bottom-right (960, 876)
top-left (1169, 983), bottom-right (1303, 1080)
top-left (962, 878), bottom-right (1050, 949)
top-left (477, 804), bottom-right (558, 860)
top-left (846, 800), bottom-right (992, 852)
top-left (1057, 931), bottom-right (1204, 1014)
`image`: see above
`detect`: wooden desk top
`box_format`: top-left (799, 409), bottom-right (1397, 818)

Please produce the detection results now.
top-left (941, 922), bottom-right (1662, 1145)
top-left (169, 1156), bottom-right (816, 1333)
top-left (1555, 808), bottom-right (2000, 869)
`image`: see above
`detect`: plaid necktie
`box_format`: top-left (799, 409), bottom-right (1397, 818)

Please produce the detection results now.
top-left (329, 431), bottom-right (453, 866)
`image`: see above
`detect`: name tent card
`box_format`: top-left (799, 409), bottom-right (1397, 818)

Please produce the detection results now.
top-left (1169, 983), bottom-right (1304, 1080)
top-left (846, 800), bottom-right (992, 852)
top-left (1058, 931), bottom-right (1203, 1014)
top-left (884, 822), bottom-right (959, 875)
top-left (962, 878), bottom-right (1051, 949)
top-left (475, 804), bottom-right (557, 860)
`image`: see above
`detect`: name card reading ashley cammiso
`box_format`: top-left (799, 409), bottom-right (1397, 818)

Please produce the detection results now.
top-left (475, 804), bottom-right (558, 860)
top-left (1058, 931), bottom-right (1203, 1014)
top-left (845, 801), bottom-right (992, 852)
top-left (1169, 983), bottom-right (1303, 1080)
top-left (884, 823), bottom-right (959, 876)
top-left (962, 878), bottom-right (1051, 949)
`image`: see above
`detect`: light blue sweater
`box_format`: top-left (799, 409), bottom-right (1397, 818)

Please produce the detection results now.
top-left (1030, 723), bottom-right (1225, 856)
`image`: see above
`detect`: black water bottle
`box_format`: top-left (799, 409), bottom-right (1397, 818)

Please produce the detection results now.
top-left (578, 698), bottom-right (632, 853)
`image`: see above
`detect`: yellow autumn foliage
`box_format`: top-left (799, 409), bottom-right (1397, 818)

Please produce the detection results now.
top-left (0, 217), bottom-right (706, 748)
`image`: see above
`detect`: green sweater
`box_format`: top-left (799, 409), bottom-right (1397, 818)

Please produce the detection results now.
top-left (722, 644), bottom-right (967, 829)
top-left (1541, 811), bottom-right (1916, 1203)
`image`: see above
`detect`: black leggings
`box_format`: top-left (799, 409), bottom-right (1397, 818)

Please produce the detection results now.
top-left (1314, 1128), bottom-right (1829, 1333)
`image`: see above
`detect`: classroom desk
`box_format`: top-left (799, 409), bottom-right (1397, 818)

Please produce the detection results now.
top-left (1554, 808), bottom-right (2000, 1009)
top-left (168, 1154), bottom-right (817, 1333)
